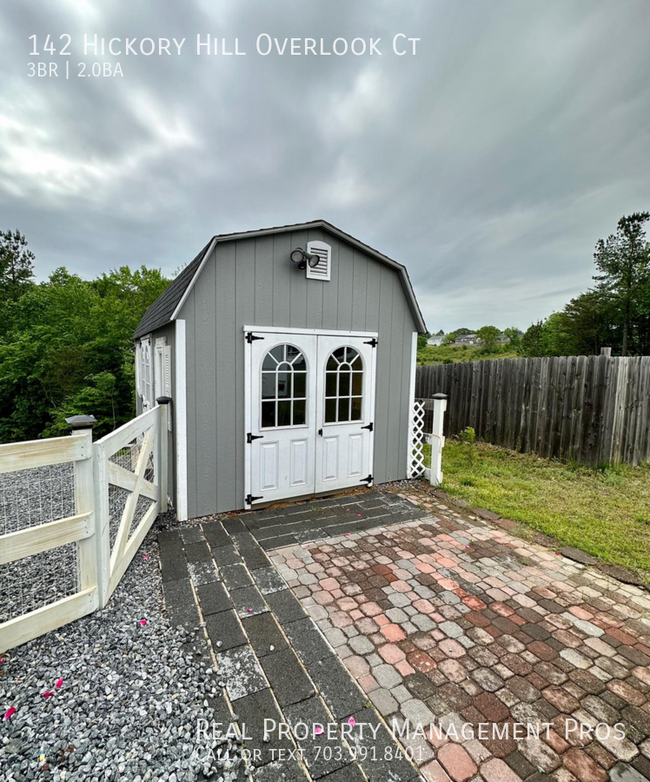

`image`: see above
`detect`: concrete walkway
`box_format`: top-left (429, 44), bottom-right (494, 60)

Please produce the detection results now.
top-left (159, 491), bottom-right (426, 781)
top-left (269, 488), bottom-right (650, 782)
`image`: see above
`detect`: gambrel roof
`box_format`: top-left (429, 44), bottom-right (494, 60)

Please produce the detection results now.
top-left (134, 220), bottom-right (426, 339)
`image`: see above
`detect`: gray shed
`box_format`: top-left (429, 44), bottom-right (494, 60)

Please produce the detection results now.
top-left (134, 220), bottom-right (426, 520)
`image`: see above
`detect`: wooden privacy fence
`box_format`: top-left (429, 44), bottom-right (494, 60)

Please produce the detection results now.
top-left (416, 355), bottom-right (650, 467)
top-left (0, 402), bottom-right (169, 653)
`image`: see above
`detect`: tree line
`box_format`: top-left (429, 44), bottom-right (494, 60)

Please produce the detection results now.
top-left (520, 212), bottom-right (650, 357)
top-left (0, 230), bottom-right (169, 443)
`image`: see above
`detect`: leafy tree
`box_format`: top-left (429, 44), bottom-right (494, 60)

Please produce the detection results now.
top-left (476, 325), bottom-right (501, 352)
top-left (560, 290), bottom-right (614, 355)
top-left (519, 314), bottom-right (572, 357)
top-left (0, 230), bottom-right (35, 305)
top-left (520, 321), bottom-right (545, 357)
top-left (593, 212), bottom-right (650, 355)
top-left (504, 327), bottom-right (523, 350)
top-left (417, 333), bottom-right (430, 351)
top-left (0, 263), bottom-right (169, 442)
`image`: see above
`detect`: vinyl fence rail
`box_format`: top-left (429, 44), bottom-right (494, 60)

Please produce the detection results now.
top-left (416, 355), bottom-right (650, 467)
top-left (0, 400), bottom-right (170, 653)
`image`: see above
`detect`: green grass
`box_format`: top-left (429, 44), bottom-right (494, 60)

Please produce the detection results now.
top-left (417, 344), bottom-right (519, 365)
top-left (428, 440), bottom-right (650, 578)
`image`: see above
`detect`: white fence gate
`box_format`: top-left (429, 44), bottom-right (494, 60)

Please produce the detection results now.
top-left (0, 402), bottom-right (169, 653)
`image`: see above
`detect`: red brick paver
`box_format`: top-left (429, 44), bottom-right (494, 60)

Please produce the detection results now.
top-left (270, 489), bottom-right (650, 780)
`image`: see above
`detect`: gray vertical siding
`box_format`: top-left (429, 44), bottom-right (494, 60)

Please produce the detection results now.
top-left (179, 228), bottom-right (419, 517)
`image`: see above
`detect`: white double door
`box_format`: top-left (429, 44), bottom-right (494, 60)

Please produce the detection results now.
top-left (246, 329), bottom-right (377, 506)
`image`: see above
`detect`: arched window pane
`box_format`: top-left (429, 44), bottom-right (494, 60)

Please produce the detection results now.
top-left (293, 400), bottom-right (306, 425)
top-left (325, 372), bottom-right (337, 397)
top-left (277, 401), bottom-right (291, 426)
top-left (325, 347), bottom-right (364, 424)
top-left (338, 371), bottom-right (351, 396)
top-left (260, 344), bottom-right (307, 428)
top-left (277, 372), bottom-right (291, 398)
top-left (294, 372), bottom-right (306, 398)
top-left (262, 372), bottom-right (275, 398)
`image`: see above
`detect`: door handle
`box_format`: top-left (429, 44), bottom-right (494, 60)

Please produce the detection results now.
top-left (318, 428), bottom-right (323, 436)
top-left (361, 422), bottom-right (373, 432)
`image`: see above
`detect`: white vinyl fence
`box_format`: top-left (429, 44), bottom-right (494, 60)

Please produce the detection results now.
top-left (0, 402), bottom-right (169, 653)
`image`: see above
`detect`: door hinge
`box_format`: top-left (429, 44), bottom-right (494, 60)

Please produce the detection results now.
top-left (246, 493), bottom-right (263, 505)
top-left (364, 338), bottom-right (378, 347)
top-left (361, 474), bottom-right (373, 484)
top-left (361, 422), bottom-right (373, 432)
top-left (247, 432), bottom-right (263, 444)
top-left (245, 332), bottom-right (264, 344)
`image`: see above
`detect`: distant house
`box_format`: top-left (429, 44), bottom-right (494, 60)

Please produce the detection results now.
top-left (426, 335), bottom-right (444, 347)
top-left (452, 332), bottom-right (510, 347)
top-left (453, 333), bottom-right (480, 346)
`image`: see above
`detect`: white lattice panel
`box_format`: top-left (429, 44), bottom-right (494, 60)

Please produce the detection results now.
top-left (409, 400), bottom-right (426, 477)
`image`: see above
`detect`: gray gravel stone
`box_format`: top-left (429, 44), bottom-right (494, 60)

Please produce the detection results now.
top-left (0, 512), bottom-right (245, 781)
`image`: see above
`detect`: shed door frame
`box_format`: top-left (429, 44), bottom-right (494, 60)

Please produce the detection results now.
top-left (244, 326), bottom-right (378, 509)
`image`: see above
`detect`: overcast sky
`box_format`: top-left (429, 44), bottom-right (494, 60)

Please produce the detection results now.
top-left (1, 1), bottom-right (649, 332)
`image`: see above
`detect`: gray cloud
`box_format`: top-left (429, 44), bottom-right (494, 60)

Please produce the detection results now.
top-left (1, 0), bottom-right (649, 331)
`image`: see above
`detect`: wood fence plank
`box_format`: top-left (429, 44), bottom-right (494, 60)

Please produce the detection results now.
top-left (0, 587), bottom-right (97, 654)
top-left (0, 512), bottom-right (92, 565)
top-left (416, 355), bottom-right (649, 467)
top-left (0, 436), bottom-right (89, 473)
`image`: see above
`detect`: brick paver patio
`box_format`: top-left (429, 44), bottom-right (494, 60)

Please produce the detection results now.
top-left (269, 488), bottom-right (650, 782)
top-left (159, 490), bottom-right (426, 781)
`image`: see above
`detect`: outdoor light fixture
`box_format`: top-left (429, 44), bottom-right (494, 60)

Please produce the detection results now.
top-left (290, 247), bottom-right (320, 269)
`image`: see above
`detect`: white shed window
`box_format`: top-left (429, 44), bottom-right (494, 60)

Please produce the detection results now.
top-left (154, 337), bottom-right (173, 428)
top-left (305, 241), bottom-right (331, 281)
top-left (139, 337), bottom-right (154, 410)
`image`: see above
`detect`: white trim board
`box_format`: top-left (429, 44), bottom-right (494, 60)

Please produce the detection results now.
top-left (243, 325), bottom-right (378, 338)
top-left (175, 319), bottom-right (188, 521)
top-left (244, 331), bottom-right (252, 509)
top-left (406, 331), bottom-right (418, 478)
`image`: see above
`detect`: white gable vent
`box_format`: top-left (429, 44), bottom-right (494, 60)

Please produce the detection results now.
top-left (306, 241), bottom-right (331, 281)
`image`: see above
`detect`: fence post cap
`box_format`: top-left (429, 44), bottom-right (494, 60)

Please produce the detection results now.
top-left (432, 393), bottom-right (448, 400)
top-left (65, 414), bottom-right (97, 430)
top-left (156, 396), bottom-right (173, 405)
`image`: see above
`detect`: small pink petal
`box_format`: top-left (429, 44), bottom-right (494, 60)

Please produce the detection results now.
top-left (140, 619), bottom-right (147, 626)
top-left (345, 533), bottom-right (351, 537)
top-left (314, 726), bottom-right (323, 735)
top-left (143, 554), bottom-right (149, 560)
top-left (3, 706), bottom-right (16, 721)
top-left (357, 513), bottom-right (362, 517)
top-left (42, 691), bottom-right (54, 698)
top-left (55, 678), bottom-right (63, 689)
top-left (348, 717), bottom-right (356, 726)
top-left (247, 608), bottom-right (253, 613)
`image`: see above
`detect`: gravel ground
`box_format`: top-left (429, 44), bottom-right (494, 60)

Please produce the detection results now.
top-left (0, 464), bottom-right (78, 624)
top-left (1, 512), bottom-right (246, 782)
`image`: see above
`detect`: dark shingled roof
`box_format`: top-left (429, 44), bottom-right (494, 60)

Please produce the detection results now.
top-left (133, 220), bottom-right (426, 339)
top-left (133, 240), bottom-right (212, 339)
